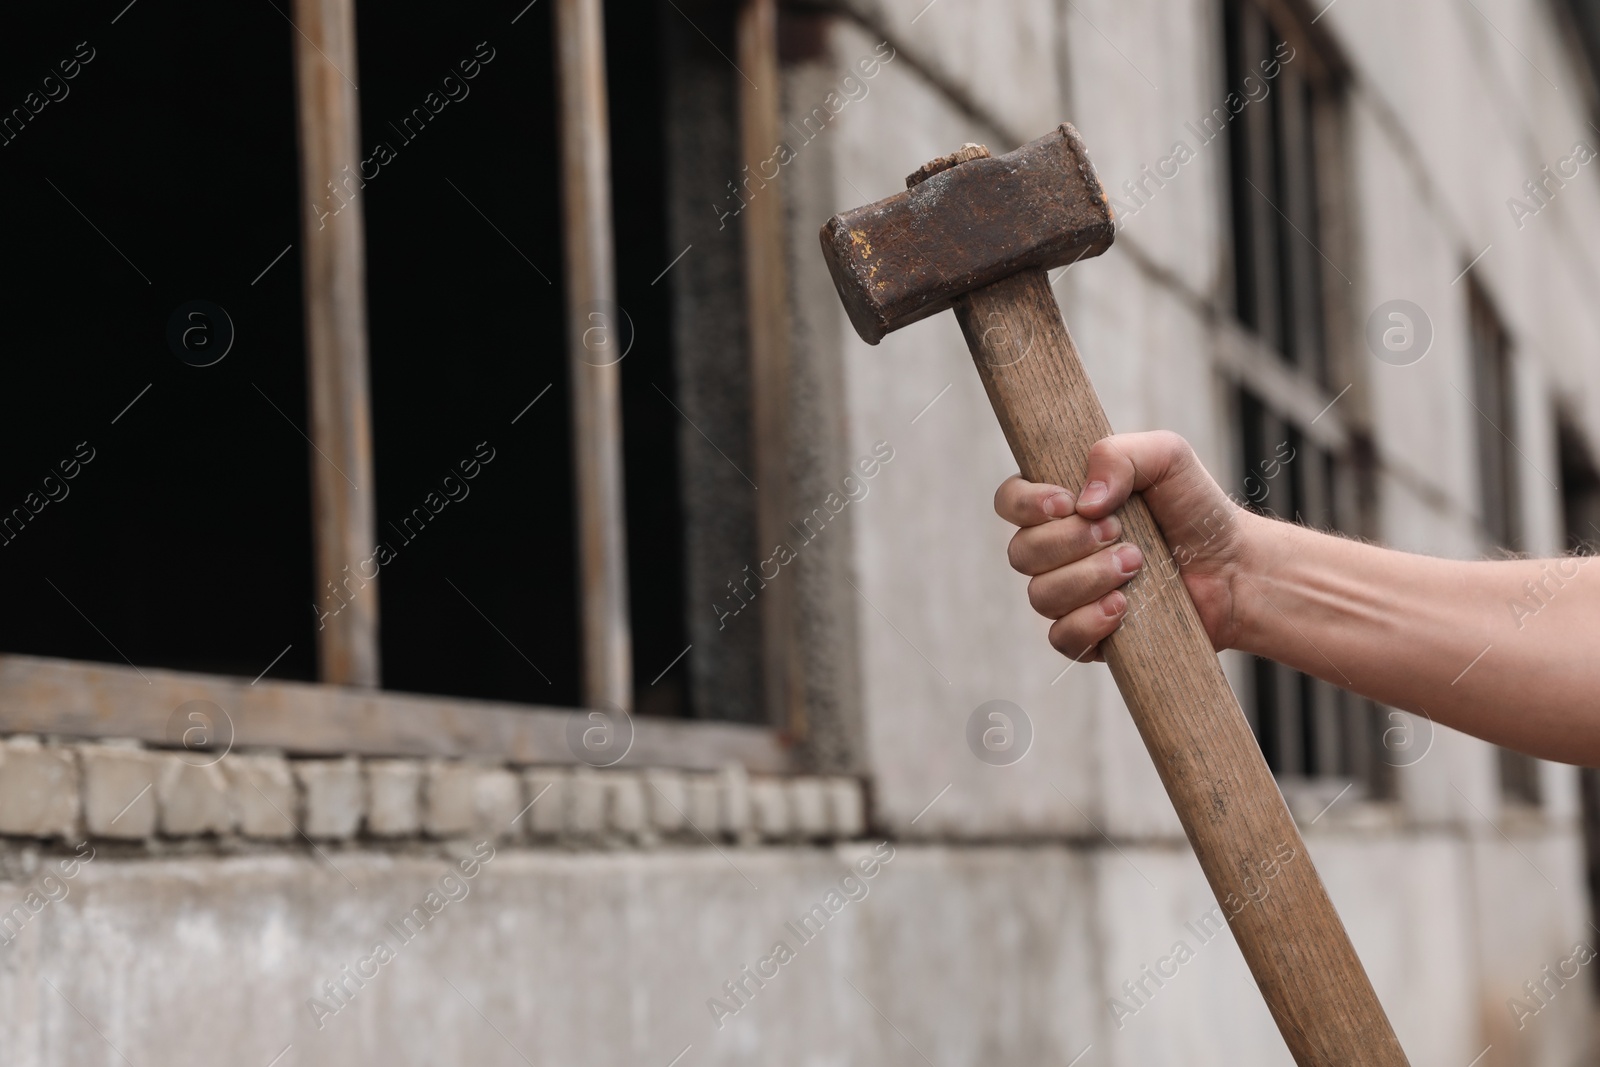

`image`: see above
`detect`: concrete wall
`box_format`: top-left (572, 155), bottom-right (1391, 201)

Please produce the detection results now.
top-left (0, 829), bottom-right (1588, 1066)
top-left (786, 0), bottom-right (1600, 1064)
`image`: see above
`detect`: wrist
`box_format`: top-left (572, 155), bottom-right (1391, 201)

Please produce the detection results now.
top-left (1228, 509), bottom-right (1295, 657)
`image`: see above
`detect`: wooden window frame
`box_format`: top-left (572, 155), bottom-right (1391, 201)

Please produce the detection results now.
top-left (0, 652), bottom-right (786, 770)
top-left (292, 0), bottom-right (380, 690)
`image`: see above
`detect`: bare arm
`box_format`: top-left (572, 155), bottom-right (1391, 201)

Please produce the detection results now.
top-left (1241, 518), bottom-right (1597, 763)
top-left (996, 431), bottom-right (1600, 765)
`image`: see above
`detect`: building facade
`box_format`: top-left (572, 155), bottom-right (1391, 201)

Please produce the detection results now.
top-left (1, 0), bottom-right (1598, 1065)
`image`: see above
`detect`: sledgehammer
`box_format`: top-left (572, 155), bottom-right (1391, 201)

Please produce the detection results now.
top-left (818, 125), bottom-right (1410, 1066)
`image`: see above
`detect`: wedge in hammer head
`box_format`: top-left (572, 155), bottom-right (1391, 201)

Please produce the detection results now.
top-left (818, 122), bottom-right (1115, 344)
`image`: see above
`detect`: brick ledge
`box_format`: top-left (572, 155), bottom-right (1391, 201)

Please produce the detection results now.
top-left (0, 736), bottom-right (866, 847)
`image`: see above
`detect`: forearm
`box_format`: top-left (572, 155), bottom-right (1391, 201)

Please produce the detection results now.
top-left (1235, 513), bottom-right (1600, 764)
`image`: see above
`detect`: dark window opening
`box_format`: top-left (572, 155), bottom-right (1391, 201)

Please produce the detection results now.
top-left (1559, 416), bottom-right (1600, 947)
top-left (0, 0), bottom-right (744, 722)
top-left (0, 5), bottom-right (316, 682)
top-left (1223, 0), bottom-right (1257, 334)
top-left (610, 0), bottom-right (690, 719)
top-left (358, 0), bottom-right (704, 714)
top-left (1559, 418), bottom-right (1600, 552)
top-left (1468, 280), bottom-right (1522, 551)
top-left (1223, 0), bottom-right (1329, 382)
top-left (357, 2), bottom-right (580, 707)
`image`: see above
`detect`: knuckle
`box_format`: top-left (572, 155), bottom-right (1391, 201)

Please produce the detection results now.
top-left (1151, 429), bottom-right (1193, 464)
top-left (1078, 517), bottom-right (1111, 556)
top-left (1047, 624), bottom-right (1082, 659)
top-left (1006, 533), bottom-right (1030, 574)
top-left (1095, 606), bottom-right (1125, 639)
top-left (993, 478), bottom-right (1014, 518)
top-left (1094, 544), bottom-right (1125, 583)
top-left (1041, 516), bottom-right (1085, 564)
top-left (1025, 574), bottom-right (1051, 615)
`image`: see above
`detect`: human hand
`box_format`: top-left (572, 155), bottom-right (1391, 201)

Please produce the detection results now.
top-left (994, 431), bottom-right (1255, 661)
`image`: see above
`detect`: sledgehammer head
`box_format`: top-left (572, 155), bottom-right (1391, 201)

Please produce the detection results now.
top-left (818, 122), bottom-right (1115, 344)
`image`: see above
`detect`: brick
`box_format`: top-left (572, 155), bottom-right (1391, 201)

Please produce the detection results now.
top-left (606, 773), bottom-right (647, 836)
top-left (0, 737), bottom-right (78, 839)
top-left (156, 758), bottom-right (232, 837)
top-left (826, 777), bottom-right (866, 838)
top-left (425, 762), bottom-right (524, 839)
top-left (423, 760), bottom-right (475, 837)
top-left (522, 769), bottom-right (567, 838)
top-left (79, 742), bottom-right (159, 839)
top-left (224, 753), bottom-right (296, 840)
top-left (643, 769), bottom-right (687, 833)
top-left (294, 757), bottom-right (363, 839)
top-left (473, 767), bottom-right (522, 838)
top-left (788, 777), bottom-right (830, 839)
top-left (365, 760), bottom-right (422, 837)
top-left (566, 767), bottom-right (606, 837)
top-left (717, 764), bottom-right (751, 838)
top-left (686, 775), bottom-right (721, 837)
top-left (749, 778), bottom-right (790, 840)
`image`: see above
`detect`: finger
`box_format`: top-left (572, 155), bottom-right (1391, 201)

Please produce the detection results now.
top-left (1007, 512), bottom-right (1123, 576)
top-left (1046, 591), bottom-right (1129, 662)
top-left (994, 474), bottom-right (1075, 528)
top-left (1026, 543), bottom-right (1143, 619)
top-left (1074, 430), bottom-right (1196, 519)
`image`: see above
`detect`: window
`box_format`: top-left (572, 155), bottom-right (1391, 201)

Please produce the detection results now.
top-left (1221, 0), bottom-right (1385, 793)
top-left (0, 6), bottom-right (315, 681)
top-left (1236, 389), bottom-right (1384, 788)
top-left (1558, 0), bottom-right (1600, 133)
top-left (1224, 0), bottom-right (1330, 384)
top-left (1466, 282), bottom-right (1540, 806)
top-left (1559, 418), bottom-right (1600, 552)
top-left (1559, 417), bottom-right (1600, 914)
top-left (1468, 281), bottom-right (1522, 551)
top-left (0, 0), bottom-right (793, 762)
top-left (353, 1), bottom-right (700, 715)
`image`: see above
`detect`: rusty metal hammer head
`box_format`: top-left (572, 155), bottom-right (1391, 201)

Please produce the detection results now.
top-left (818, 122), bottom-right (1115, 344)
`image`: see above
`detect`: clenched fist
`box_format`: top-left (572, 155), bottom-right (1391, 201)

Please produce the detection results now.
top-left (994, 430), bottom-right (1257, 662)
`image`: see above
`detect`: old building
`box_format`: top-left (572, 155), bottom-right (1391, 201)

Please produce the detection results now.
top-left (1, 0), bottom-right (1597, 1064)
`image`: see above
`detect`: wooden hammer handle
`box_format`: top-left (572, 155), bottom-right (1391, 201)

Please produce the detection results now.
top-left (955, 270), bottom-right (1410, 1067)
